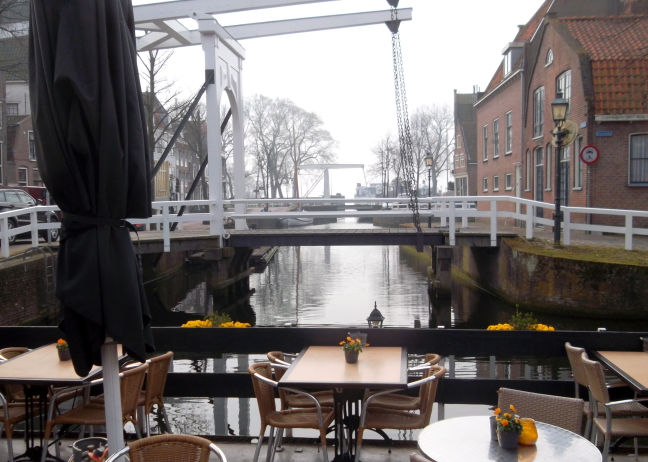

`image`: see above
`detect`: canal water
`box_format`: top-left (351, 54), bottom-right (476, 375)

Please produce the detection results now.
top-left (143, 218), bottom-right (648, 439)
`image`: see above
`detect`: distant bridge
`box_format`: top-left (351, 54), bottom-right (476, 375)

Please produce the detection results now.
top-left (2, 195), bottom-right (648, 258)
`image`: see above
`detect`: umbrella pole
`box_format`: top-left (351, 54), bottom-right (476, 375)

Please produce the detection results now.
top-left (101, 338), bottom-right (125, 460)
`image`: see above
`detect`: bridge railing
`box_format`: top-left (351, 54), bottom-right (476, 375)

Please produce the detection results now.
top-left (2, 195), bottom-right (648, 258)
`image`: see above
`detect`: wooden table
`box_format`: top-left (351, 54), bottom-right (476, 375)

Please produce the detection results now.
top-left (0, 344), bottom-right (103, 461)
top-left (418, 416), bottom-right (601, 462)
top-left (591, 350), bottom-right (648, 395)
top-left (279, 346), bottom-right (408, 462)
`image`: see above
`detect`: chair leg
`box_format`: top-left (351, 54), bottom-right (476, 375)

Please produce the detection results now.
top-left (270, 428), bottom-right (283, 462)
top-left (265, 427), bottom-right (276, 462)
top-left (319, 427), bottom-right (329, 462)
top-left (40, 423), bottom-right (54, 462)
top-left (354, 428), bottom-right (365, 462)
top-left (1, 423), bottom-right (14, 462)
top-left (252, 425), bottom-right (266, 462)
top-left (602, 437), bottom-right (611, 462)
top-left (584, 416), bottom-right (592, 441)
top-left (159, 404), bottom-right (172, 434)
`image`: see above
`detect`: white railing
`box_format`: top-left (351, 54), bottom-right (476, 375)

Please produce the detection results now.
top-left (1, 195), bottom-right (647, 259)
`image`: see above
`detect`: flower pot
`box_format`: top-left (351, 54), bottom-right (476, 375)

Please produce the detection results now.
top-left (58, 349), bottom-right (71, 361)
top-left (345, 351), bottom-right (359, 364)
top-left (489, 416), bottom-right (498, 441)
top-left (497, 430), bottom-right (519, 449)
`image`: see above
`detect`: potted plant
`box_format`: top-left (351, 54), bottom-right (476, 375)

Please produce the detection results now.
top-left (339, 336), bottom-right (369, 364)
top-left (56, 339), bottom-right (71, 361)
top-left (494, 405), bottom-right (523, 449)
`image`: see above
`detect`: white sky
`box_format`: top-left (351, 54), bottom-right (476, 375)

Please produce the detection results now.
top-left (134, 0), bottom-right (545, 198)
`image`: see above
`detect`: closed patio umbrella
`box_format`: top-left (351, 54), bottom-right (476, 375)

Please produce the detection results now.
top-left (29, 0), bottom-right (155, 455)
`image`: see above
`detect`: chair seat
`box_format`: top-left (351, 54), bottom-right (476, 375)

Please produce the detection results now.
top-left (585, 401), bottom-right (648, 418)
top-left (367, 393), bottom-right (420, 411)
top-left (49, 403), bottom-right (109, 427)
top-left (285, 391), bottom-right (334, 408)
top-left (363, 408), bottom-right (427, 430)
top-left (593, 417), bottom-right (648, 438)
top-left (0, 403), bottom-right (29, 431)
top-left (267, 407), bottom-right (335, 429)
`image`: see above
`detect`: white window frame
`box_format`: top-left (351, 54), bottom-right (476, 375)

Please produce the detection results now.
top-left (525, 150), bottom-right (531, 191)
top-left (629, 133), bottom-right (648, 186)
top-left (483, 125), bottom-right (488, 161)
top-left (456, 134), bottom-right (462, 150)
top-left (493, 175), bottom-right (500, 191)
top-left (505, 111), bottom-right (513, 154)
top-left (18, 167), bottom-right (28, 186)
top-left (483, 177), bottom-right (488, 192)
top-left (505, 173), bottom-right (512, 190)
top-left (557, 70), bottom-right (572, 119)
top-left (493, 119), bottom-right (500, 158)
top-left (533, 87), bottom-right (545, 138)
top-left (6, 103), bottom-right (18, 115)
top-left (545, 49), bottom-right (554, 66)
top-left (546, 143), bottom-right (552, 191)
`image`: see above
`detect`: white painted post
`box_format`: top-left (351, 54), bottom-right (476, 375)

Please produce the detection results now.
top-left (449, 200), bottom-right (456, 246)
top-left (0, 217), bottom-right (9, 258)
top-left (30, 211), bottom-right (39, 247)
top-left (625, 214), bottom-right (633, 250)
top-left (440, 201), bottom-right (447, 228)
top-left (490, 201), bottom-right (497, 246)
top-left (101, 338), bottom-right (125, 461)
top-left (232, 57), bottom-right (247, 230)
top-left (563, 209), bottom-right (571, 246)
top-left (200, 21), bottom-right (224, 239)
top-left (526, 203), bottom-right (533, 239)
top-left (461, 200), bottom-right (467, 228)
top-left (162, 204), bottom-right (170, 252)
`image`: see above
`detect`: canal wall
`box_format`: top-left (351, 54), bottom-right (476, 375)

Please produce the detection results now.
top-left (451, 237), bottom-right (648, 319)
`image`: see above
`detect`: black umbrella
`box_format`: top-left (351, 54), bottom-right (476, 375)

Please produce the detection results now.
top-left (28, 0), bottom-right (154, 376)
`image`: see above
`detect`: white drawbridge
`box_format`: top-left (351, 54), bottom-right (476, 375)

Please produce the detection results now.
top-left (132, 1), bottom-right (413, 233)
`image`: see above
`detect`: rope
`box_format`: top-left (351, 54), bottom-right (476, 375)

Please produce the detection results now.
top-left (390, 7), bottom-right (421, 232)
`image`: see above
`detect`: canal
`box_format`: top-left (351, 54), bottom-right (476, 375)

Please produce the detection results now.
top-left (141, 219), bottom-right (648, 439)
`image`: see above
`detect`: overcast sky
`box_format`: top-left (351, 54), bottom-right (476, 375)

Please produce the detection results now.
top-left (134, 0), bottom-right (545, 198)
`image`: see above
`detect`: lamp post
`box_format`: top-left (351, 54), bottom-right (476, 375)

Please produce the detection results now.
top-left (366, 302), bottom-right (385, 328)
top-left (424, 153), bottom-right (433, 228)
top-left (551, 94), bottom-right (569, 245)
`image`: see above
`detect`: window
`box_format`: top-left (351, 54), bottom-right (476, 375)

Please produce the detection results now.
top-left (456, 177), bottom-right (468, 196)
top-left (483, 177), bottom-right (488, 192)
top-left (556, 70), bottom-right (572, 118)
top-left (460, 153), bottom-right (465, 168)
top-left (546, 49), bottom-right (554, 66)
top-left (629, 133), bottom-right (648, 185)
top-left (456, 135), bottom-right (462, 150)
top-left (6, 103), bottom-right (18, 115)
top-left (493, 175), bottom-right (500, 191)
top-left (525, 150), bottom-right (531, 191)
top-left (560, 146), bottom-right (570, 206)
top-left (493, 119), bottom-right (500, 158)
top-left (33, 168), bottom-right (43, 186)
top-left (505, 111), bottom-right (513, 154)
top-left (505, 173), bottom-right (513, 190)
top-left (574, 136), bottom-right (583, 188)
top-left (534, 147), bottom-right (544, 203)
top-left (533, 87), bottom-right (545, 138)
top-left (18, 167), bottom-right (27, 186)
top-left (28, 131), bottom-right (36, 161)
top-left (546, 144), bottom-right (552, 190)
top-left (504, 51), bottom-right (512, 75)
top-left (483, 125), bottom-right (488, 161)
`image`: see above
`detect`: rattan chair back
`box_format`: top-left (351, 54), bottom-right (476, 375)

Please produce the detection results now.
top-left (580, 354), bottom-right (611, 405)
top-left (0, 348), bottom-right (28, 403)
top-left (143, 351), bottom-right (173, 412)
top-left (121, 363), bottom-right (149, 420)
top-left (497, 387), bottom-right (584, 434)
top-left (419, 366), bottom-right (445, 427)
top-left (127, 434), bottom-right (214, 462)
top-left (565, 343), bottom-right (590, 392)
top-left (249, 362), bottom-right (277, 426)
top-left (424, 353), bottom-right (442, 366)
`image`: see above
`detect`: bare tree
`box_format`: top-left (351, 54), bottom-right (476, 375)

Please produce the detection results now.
top-left (0, 0), bottom-right (29, 78)
top-left (182, 103), bottom-right (208, 199)
top-left (410, 104), bottom-right (454, 196)
top-left (369, 133), bottom-right (398, 197)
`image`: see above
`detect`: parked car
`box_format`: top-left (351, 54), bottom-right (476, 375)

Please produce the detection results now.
top-left (0, 189), bottom-right (59, 243)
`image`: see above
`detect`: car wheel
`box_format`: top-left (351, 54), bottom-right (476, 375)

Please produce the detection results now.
top-left (7, 219), bottom-right (16, 244)
top-left (40, 215), bottom-right (60, 242)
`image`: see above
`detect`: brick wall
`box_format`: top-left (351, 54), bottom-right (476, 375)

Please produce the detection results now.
top-left (0, 255), bottom-right (57, 325)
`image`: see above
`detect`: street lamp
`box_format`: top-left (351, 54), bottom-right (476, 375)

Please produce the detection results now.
top-left (551, 94), bottom-right (569, 245)
top-left (366, 302), bottom-right (385, 328)
top-left (424, 153), bottom-right (433, 228)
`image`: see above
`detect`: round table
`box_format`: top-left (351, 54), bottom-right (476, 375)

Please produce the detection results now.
top-left (417, 416), bottom-right (601, 462)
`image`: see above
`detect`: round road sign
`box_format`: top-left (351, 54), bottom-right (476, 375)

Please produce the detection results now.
top-left (580, 145), bottom-right (600, 165)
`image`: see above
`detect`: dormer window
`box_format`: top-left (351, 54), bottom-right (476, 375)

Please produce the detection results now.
top-left (546, 49), bottom-right (554, 66)
top-left (504, 51), bottom-right (512, 75)
top-left (502, 42), bottom-right (523, 76)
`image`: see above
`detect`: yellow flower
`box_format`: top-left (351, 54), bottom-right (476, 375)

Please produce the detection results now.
top-left (494, 408), bottom-right (501, 415)
top-left (347, 336), bottom-right (352, 341)
top-left (57, 339), bottom-right (67, 346)
top-left (501, 419), bottom-right (509, 426)
top-left (339, 341), bottom-right (345, 345)
top-left (510, 405), bottom-right (518, 413)
top-left (181, 319), bottom-right (213, 327)
top-left (504, 413), bottom-right (512, 419)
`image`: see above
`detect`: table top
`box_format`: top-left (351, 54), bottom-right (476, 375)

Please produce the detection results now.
top-left (592, 350), bottom-right (648, 395)
top-left (418, 416), bottom-right (600, 462)
top-left (0, 344), bottom-right (101, 386)
top-left (279, 346), bottom-right (408, 389)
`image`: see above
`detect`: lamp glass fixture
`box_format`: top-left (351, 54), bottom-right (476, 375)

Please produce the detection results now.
top-left (367, 303), bottom-right (385, 328)
top-left (551, 95), bottom-right (568, 123)
top-left (424, 154), bottom-right (434, 168)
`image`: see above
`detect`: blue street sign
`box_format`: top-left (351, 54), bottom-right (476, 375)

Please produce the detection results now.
top-left (595, 131), bottom-right (613, 137)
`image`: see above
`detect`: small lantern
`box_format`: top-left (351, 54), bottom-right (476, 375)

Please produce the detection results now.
top-left (367, 302), bottom-right (385, 328)
top-left (424, 153), bottom-right (434, 169)
top-left (551, 94), bottom-right (569, 124)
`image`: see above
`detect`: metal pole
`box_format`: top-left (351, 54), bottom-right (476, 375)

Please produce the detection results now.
top-left (427, 168), bottom-right (432, 228)
top-left (554, 126), bottom-right (564, 245)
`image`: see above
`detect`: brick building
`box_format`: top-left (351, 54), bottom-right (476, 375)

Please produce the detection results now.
top-left (464, 0), bottom-right (648, 227)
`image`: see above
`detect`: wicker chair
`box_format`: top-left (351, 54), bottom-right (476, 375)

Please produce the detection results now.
top-left (249, 362), bottom-right (334, 462)
top-left (266, 351), bottom-right (334, 409)
top-left (0, 348), bottom-right (29, 403)
top-left (0, 391), bottom-right (30, 462)
top-left (40, 363), bottom-right (149, 462)
top-left (354, 365), bottom-right (446, 462)
top-left (582, 353), bottom-right (648, 462)
top-left (137, 351), bottom-right (174, 437)
top-left (497, 388), bottom-right (583, 434)
top-left (565, 343), bottom-right (648, 439)
top-left (368, 353), bottom-right (443, 411)
top-left (409, 453), bottom-right (428, 462)
top-left (104, 434), bottom-right (227, 462)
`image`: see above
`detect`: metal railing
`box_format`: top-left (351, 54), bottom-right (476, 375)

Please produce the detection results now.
top-left (2, 195), bottom-right (648, 258)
